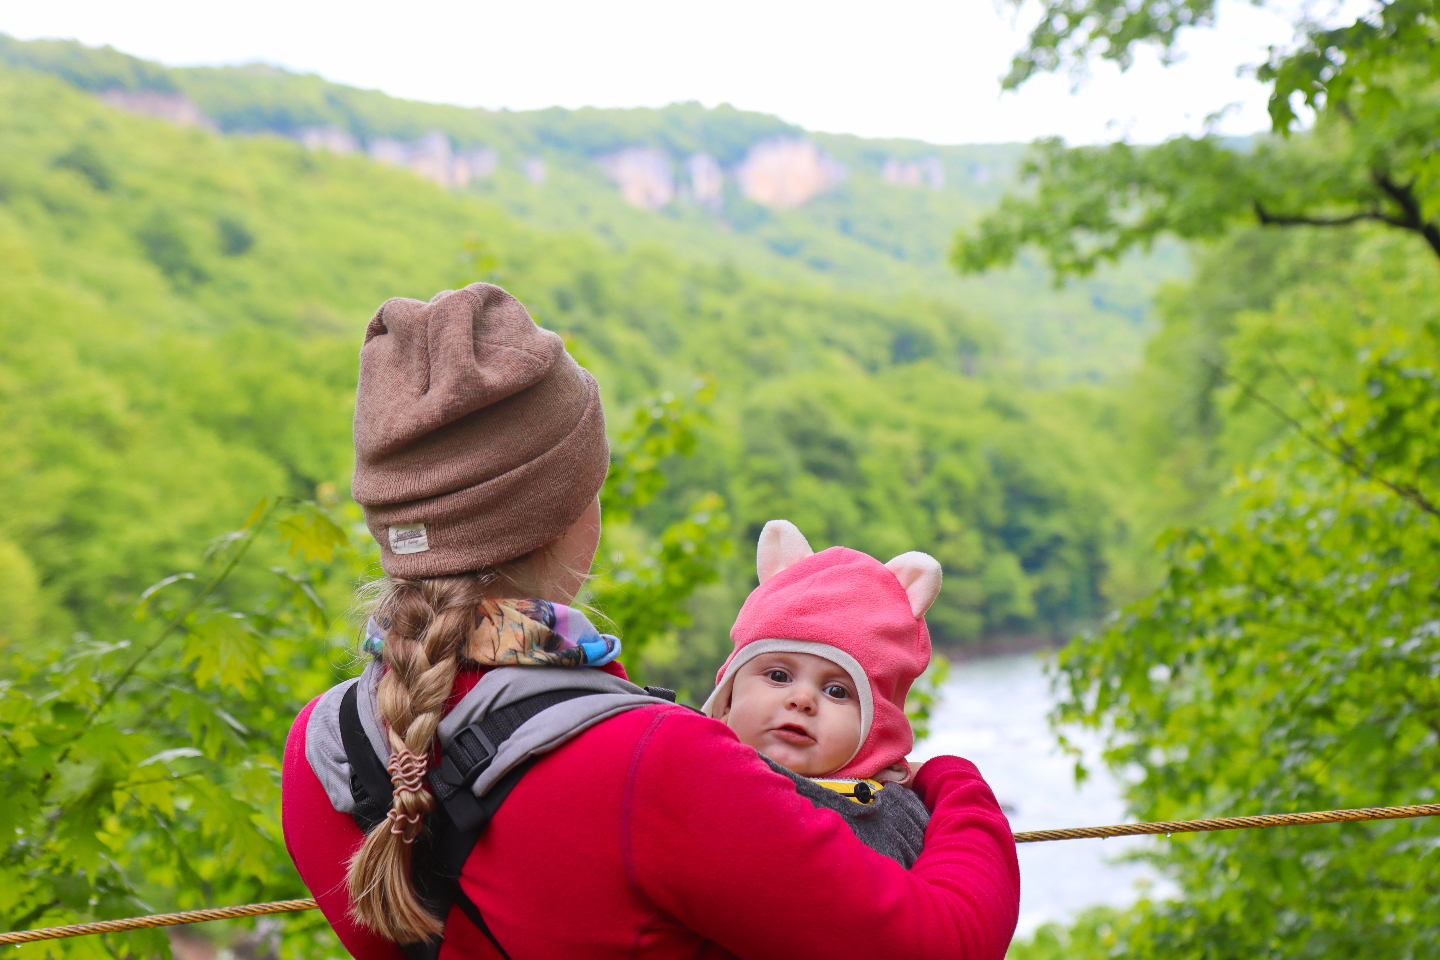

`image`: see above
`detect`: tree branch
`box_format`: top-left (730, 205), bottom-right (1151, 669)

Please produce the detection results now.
top-left (46, 499), bottom-right (281, 780)
top-left (12, 900), bottom-right (64, 933)
top-left (1253, 183), bottom-right (1440, 264)
top-left (1370, 172), bottom-right (1440, 262)
top-left (1253, 201), bottom-right (1383, 229)
top-left (1202, 357), bottom-right (1440, 520)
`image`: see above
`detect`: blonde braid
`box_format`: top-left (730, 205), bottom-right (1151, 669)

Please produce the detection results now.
top-left (346, 574), bottom-right (486, 943)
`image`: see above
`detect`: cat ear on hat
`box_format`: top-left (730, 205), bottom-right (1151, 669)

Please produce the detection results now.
top-left (885, 551), bottom-right (943, 616)
top-left (756, 520), bottom-right (814, 583)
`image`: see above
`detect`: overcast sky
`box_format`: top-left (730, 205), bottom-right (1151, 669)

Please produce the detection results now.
top-left (2, 0), bottom-right (1327, 145)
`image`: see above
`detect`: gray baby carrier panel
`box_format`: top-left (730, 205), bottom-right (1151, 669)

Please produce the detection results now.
top-left (304, 662), bottom-right (673, 960)
top-left (761, 756), bottom-right (931, 868)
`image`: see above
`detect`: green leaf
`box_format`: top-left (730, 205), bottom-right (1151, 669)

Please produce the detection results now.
top-left (275, 509), bottom-right (348, 563)
top-left (137, 747), bottom-right (203, 768)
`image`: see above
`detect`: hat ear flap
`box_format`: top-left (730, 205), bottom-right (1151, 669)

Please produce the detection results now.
top-left (884, 552), bottom-right (942, 617)
top-left (756, 520), bottom-right (814, 583)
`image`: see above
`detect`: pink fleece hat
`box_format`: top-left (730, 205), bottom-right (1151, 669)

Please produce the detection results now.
top-left (702, 520), bottom-right (942, 780)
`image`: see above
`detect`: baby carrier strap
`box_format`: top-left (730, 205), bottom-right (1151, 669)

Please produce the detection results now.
top-left (428, 685), bottom-right (603, 831)
top-left (336, 680), bottom-right (679, 960)
top-left (339, 683), bottom-right (592, 960)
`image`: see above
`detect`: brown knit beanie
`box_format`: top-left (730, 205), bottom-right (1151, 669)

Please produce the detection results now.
top-left (351, 283), bottom-right (609, 577)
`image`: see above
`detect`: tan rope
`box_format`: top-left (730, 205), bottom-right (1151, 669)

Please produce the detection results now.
top-left (0, 900), bottom-right (317, 945)
top-left (1012, 802), bottom-right (1440, 843)
top-left (6, 803), bottom-right (1440, 944)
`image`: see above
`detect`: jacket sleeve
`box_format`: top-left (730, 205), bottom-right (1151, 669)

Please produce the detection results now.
top-left (282, 699), bottom-right (407, 960)
top-left (624, 710), bottom-right (1020, 960)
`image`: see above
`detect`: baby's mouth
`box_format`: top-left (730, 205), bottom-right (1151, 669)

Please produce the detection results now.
top-left (771, 723), bottom-right (815, 745)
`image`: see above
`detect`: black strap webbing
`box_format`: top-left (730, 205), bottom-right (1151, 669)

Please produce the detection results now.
top-left (336, 683), bottom-right (605, 960)
top-left (338, 683), bottom-right (392, 834)
top-left (429, 687), bottom-right (598, 831)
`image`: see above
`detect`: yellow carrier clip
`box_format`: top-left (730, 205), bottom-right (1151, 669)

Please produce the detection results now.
top-left (810, 777), bottom-right (885, 804)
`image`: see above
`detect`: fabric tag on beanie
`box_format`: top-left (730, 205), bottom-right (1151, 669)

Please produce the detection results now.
top-left (388, 524), bottom-right (430, 554)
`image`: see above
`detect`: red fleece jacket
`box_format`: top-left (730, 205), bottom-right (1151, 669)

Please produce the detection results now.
top-left (282, 674), bottom-right (1020, 960)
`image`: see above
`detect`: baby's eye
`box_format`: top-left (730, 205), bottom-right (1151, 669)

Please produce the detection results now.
top-left (825, 684), bottom-right (851, 700)
top-left (766, 669), bottom-right (791, 683)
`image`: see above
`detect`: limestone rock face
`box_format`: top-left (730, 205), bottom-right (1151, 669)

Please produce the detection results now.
top-left (406, 130), bottom-right (457, 186)
top-left (298, 126), bottom-right (359, 154)
top-left (99, 89), bottom-right (216, 130)
top-left (882, 156), bottom-right (945, 190)
top-left (736, 137), bottom-right (845, 208)
top-left (596, 148), bottom-right (675, 210)
top-left (359, 130), bottom-right (497, 188)
top-left (686, 154), bottom-right (724, 211)
top-left (456, 147), bottom-right (499, 185)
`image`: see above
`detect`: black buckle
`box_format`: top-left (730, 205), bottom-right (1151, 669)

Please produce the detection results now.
top-left (430, 723), bottom-right (497, 801)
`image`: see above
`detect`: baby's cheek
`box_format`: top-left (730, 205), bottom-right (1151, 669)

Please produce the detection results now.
top-left (724, 699), bottom-right (764, 747)
top-left (833, 707), bottom-right (863, 755)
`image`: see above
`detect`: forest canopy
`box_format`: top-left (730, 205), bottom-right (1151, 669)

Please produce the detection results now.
top-left (0, 50), bottom-right (1145, 951)
top-left (0, 61), bottom-right (1118, 689)
top-left (9, 12), bottom-right (1438, 955)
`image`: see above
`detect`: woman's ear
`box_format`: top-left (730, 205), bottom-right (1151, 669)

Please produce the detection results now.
top-left (756, 520), bottom-right (814, 583)
top-left (884, 551), bottom-right (943, 616)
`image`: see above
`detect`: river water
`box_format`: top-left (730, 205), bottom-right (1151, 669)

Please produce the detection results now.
top-left (915, 652), bottom-right (1175, 937)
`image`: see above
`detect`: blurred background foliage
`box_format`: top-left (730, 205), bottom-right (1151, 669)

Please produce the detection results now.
top-left (2, 1), bottom-right (1439, 953)
top-left (0, 32), bottom-right (1181, 387)
top-left (0, 50), bottom-right (1135, 702)
top-left (0, 40), bottom-right (1138, 955)
top-left (0, 494), bottom-right (361, 960)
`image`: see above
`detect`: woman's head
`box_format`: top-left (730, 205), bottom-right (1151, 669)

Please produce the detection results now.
top-left (351, 282), bottom-right (608, 578)
top-left (345, 284), bottom-right (609, 942)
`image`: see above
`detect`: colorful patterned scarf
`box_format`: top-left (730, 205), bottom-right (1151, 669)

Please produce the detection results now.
top-left (363, 598), bottom-right (621, 668)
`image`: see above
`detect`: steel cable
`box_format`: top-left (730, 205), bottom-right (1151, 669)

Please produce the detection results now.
top-left (0, 900), bottom-right (318, 945)
top-left (6, 803), bottom-right (1440, 944)
top-left (1011, 802), bottom-right (1440, 843)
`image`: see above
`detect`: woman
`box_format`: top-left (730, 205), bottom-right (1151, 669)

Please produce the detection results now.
top-left (282, 283), bottom-right (1020, 959)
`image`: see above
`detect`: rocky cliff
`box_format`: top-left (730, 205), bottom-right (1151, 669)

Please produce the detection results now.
top-left (735, 137), bottom-right (847, 208)
top-left (98, 87), bottom-right (972, 214)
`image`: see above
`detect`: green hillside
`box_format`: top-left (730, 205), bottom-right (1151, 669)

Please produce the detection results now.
top-left (0, 34), bottom-right (1182, 385)
top-left (0, 59), bottom-right (1121, 696)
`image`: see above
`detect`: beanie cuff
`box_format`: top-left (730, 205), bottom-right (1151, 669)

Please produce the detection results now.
top-left (362, 372), bottom-right (607, 577)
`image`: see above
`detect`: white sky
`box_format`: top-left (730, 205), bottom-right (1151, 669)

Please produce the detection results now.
top-left (1, 0), bottom-right (1327, 145)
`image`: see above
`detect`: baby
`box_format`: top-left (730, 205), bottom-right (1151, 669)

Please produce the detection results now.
top-left (702, 520), bottom-right (940, 867)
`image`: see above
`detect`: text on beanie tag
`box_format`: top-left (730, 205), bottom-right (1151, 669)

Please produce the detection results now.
top-left (388, 524), bottom-right (430, 555)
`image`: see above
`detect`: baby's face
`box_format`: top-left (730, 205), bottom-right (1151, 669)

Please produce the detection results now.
top-left (718, 652), bottom-right (862, 777)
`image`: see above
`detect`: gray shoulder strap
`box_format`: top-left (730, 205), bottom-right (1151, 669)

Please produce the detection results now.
top-left (305, 662), bottom-right (667, 814)
top-left (437, 666), bottom-right (668, 799)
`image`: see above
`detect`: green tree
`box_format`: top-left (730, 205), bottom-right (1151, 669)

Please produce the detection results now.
top-left (953, 10), bottom-right (1440, 944)
top-left (587, 380), bottom-right (732, 685)
top-left (0, 494), bottom-right (357, 960)
top-left (957, 0), bottom-right (1440, 276)
top-left (1046, 331), bottom-right (1440, 957)
top-left (1010, 229), bottom-right (1440, 958)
